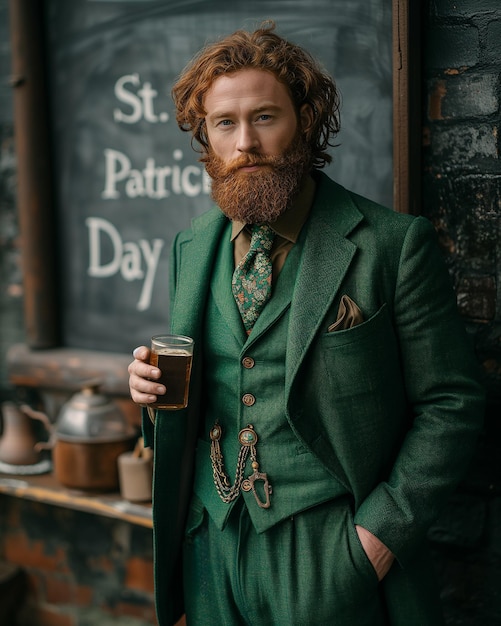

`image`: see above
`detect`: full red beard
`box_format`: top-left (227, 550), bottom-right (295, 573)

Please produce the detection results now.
top-left (203, 134), bottom-right (312, 224)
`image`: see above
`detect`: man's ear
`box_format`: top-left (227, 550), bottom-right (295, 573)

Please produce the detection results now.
top-left (299, 103), bottom-right (314, 134)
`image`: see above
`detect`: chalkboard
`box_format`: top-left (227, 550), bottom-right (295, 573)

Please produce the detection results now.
top-left (44, 0), bottom-right (393, 353)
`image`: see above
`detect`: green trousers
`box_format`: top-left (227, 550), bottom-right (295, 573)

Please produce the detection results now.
top-left (183, 496), bottom-right (389, 625)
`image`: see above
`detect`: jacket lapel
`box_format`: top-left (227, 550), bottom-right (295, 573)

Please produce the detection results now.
top-left (285, 174), bottom-right (364, 398)
top-left (209, 221), bottom-right (248, 345)
top-left (170, 208), bottom-right (228, 343)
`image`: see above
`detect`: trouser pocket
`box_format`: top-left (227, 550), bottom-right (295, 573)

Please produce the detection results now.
top-left (184, 494), bottom-right (206, 542)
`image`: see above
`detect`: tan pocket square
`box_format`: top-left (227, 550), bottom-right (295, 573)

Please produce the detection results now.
top-left (328, 295), bottom-right (364, 332)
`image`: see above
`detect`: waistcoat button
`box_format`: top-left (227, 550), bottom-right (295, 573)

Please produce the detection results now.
top-left (242, 356), bottom-right (255, 369)
top-left (242, 393), bottom-right (256, 406)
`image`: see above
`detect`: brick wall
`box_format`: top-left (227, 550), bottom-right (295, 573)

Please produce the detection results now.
top-left (422, 0), bottom-right (501, 399)
top-left (422, 1), bottom-right (501, 624)
top-left (0, 497), bottom-right (156, 626)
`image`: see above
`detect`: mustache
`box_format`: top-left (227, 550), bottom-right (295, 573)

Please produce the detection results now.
top-left (229, 154), bottom-right (275, 170)
top-left (204, 152), bottom-right (282, 177)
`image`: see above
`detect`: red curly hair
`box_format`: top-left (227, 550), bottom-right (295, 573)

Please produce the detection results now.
top-left (171, 21), bottom-right (341, 169)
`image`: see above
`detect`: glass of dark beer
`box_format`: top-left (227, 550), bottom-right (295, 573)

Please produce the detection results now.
top-left (149, 335), bottom-right (194, 410)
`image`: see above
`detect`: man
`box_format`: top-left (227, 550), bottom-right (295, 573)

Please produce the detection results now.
top-left (128, 22), bottom-right (484, 626)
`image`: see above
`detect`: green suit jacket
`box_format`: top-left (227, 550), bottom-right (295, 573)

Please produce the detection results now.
top-left (143, 171), bottom-right (485, 625)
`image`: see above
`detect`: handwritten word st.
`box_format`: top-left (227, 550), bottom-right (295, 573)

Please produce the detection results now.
top-left (113, 73), bottom-right (169, 124)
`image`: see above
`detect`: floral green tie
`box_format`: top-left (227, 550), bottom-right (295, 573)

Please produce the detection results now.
top-left (232, 224), bottom-right (275, 335)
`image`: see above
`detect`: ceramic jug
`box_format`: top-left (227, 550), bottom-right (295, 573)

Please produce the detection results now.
top-left (0, 402), bottom-right (40, 466)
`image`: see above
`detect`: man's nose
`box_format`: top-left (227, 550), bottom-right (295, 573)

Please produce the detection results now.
top-left (236, 123), bottom-right (260, 153)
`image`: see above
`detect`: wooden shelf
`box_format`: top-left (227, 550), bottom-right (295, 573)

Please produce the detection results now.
top-left (0, 472), bottom-right (152, 528)
top-left (7, 343), bottom-right (132, 396)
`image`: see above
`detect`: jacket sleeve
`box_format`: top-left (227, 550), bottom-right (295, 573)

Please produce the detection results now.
top-left (353, 216), bottom-right (485, 566)
top-left (141, 230), bottom-right (183, 449)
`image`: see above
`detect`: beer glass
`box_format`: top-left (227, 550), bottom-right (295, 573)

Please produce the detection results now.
top-left (149, 335), bottom-right (194, 410)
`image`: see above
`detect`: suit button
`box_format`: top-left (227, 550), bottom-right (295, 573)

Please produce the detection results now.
top-left (242, 393), bottom-right (256, 406)
top-left (242, 356), bottom-right (255, 369)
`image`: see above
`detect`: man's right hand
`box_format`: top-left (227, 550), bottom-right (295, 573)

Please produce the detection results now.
top-left (128, 345), bottom-right (166, 405)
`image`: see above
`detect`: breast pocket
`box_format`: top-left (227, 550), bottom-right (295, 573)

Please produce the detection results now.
top-left (321, 303), bottom-right (405, 419)
top-left (324, 303), bottom-right (390, 348)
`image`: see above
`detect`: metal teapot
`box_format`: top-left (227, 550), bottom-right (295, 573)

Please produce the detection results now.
top-left (23, 383), bottom-right (137, 491)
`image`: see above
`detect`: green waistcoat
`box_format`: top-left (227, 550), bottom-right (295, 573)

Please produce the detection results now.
top-left (193, 222), bottom-right (343, 533)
